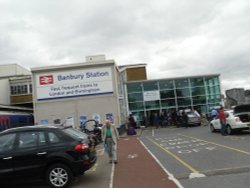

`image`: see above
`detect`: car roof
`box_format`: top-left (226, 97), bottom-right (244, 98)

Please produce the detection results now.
top-left (0, 124), bottom-right (72, 135)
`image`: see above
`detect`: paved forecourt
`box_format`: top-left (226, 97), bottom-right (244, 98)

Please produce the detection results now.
top-left (139, 126), bottom-right (250, 188)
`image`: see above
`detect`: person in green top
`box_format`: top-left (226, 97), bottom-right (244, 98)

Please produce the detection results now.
top-left (102, 119), bottom-right (119, 164)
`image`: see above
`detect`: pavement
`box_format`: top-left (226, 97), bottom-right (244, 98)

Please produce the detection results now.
top-left (113, 134), bottom-right (179, 188)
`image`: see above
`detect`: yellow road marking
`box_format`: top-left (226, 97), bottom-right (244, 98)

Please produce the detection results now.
top-left (180, 134), bottom-right (250, 155)
top-left (97, 148), bottom-right (105, 156)
top-left (147, 137), bottom-right (198, 173)
top-left (92, 163), bottom-right (98, 172)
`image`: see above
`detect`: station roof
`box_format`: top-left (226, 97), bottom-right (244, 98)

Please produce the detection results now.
top-left (31, 60), bottom-right (116, 73)
top-left (126, 73), bottom-right (220, 83)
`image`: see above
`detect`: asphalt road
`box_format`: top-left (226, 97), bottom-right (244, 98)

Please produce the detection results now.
top-left (140, 126), bottom-right (250, 188)
top-left (0, 145), bottom-right (112, 188)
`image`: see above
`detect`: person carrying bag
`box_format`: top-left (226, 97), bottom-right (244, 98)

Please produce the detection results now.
top-left (102, 119), bottom-right (120, 164)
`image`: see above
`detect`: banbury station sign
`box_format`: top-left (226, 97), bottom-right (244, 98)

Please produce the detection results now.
top-left (35, 67), bottom-right (113, 101)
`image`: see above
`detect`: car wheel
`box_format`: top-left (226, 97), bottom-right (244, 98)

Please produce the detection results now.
top-left (210, 124), bottom-right (215, 132)
top-left (226, 125), bottom-right (233, 135)
top-left (46, 163), bottom-right (73, 188)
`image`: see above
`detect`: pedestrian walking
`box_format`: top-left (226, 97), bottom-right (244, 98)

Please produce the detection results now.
top-left (102, 119), bottom-right (120, 164)
top-left (219, 106), bottom-right (227, 136)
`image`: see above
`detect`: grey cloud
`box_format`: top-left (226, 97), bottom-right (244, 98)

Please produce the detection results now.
top-left (0, 0), bottom-right (249, 91)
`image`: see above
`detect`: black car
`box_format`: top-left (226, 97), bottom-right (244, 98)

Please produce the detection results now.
top-left (0, 125), bottom-right (97, 188)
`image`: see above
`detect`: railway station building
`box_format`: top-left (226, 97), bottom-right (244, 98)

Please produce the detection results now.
top-left (31, 55), bottom-right (122, 128)
top-left (126, 75), bottom-right (221, 125)
top-left (31, 55), bottom-right (222, 128)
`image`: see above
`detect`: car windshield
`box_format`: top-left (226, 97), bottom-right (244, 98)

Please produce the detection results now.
top-left (62, 128), bottom-right (88, 141)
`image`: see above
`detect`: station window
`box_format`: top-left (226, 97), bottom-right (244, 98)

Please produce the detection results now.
top-left (175, 79), bottom-right (189, 89)
top-left (161, 99), bottom-right (176, 108)
top-left (192, 96), bottom-right (206, 105)
top-left (10, 84), bottom-right (30, 95)
top-left (205, 77), bottom-right (219, 86)
top-left (127, 83), bottom-right (142, 93)
top-left (206, 86), bottom-right (221, 95)
top-left (191, 87), bottom-right (206, 96)
top-left (207, 95), bottom-right (221, 103)
top-left (143, 82), bottom-right (158, 91)
top-left (128, 102), bottom-right (144, 111)
top-left (160, 90), bottom-right (175, 99)
top-left (159, 80), bottom-right (174, 90)
top-left (176, 88), bottom-right (191, 98)
top-left (145, 100), bottom-right (160, 109)
top-left (177, 97), bottom-right (191, 107)
top-left (190, 78), bottom-right (204, 87)
top-left (128, 93), bottom-right (143, 102)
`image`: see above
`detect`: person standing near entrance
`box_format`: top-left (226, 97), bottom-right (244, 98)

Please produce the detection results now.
top-left (102, 119), bottom-right (120, 164)
top-left (219, 106), bottom-right (227, 136)
top-left (211, 108), bottom-right (218, 120)
top-left (182, 111), bottom-right (188, 128)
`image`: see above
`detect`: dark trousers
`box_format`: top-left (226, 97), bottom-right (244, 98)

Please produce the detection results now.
top-left (220, 121), bottom-right (226, 135)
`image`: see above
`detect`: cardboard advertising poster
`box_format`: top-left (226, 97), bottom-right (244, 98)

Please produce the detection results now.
top-left (40, 119), bottom-right (49, 125)
top-left (92, 113), bottom-right (101, 124)
top-left (54, 119), bottom-right (61, 124)
top-left (80, 115), bottom-right (88, 127)
top-left (66, 117), bottom-right (74, 127)
top-left (105, 113), bottom-right (114, 123)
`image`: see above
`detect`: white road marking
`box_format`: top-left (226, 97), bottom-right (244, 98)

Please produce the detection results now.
top-left (128, 154), bottom-right (138, 159)
top-left (138, 138), bottom-right (184, 188)
top-left (189, 172), bottom-right (206, 179)
top-left (109, 163), bottom-right (115, 188)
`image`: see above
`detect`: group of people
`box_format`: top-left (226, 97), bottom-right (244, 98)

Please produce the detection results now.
top-left (142, 109), bottom-right (200, 128)
top-left (100, 106), bottom-right (227, 165)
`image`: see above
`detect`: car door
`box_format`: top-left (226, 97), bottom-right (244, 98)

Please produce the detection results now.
top-left (213, 117), bottom-right (221, 129)
top-left (0, 133), bottom-right (16, 180)
top-left (11, 130), bottom-right (49, 178)
top-left (46, 130), bottom-right (69, 155)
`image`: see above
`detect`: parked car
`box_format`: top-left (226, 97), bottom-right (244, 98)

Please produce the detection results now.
top-left (187, 112), bottom-right (201, 126)
top-left (0, 125), bottom-right (97, 188)
top-left (210, 104), bottom-right (250, 134)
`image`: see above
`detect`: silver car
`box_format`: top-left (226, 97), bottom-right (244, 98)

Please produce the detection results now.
top-left (187, 112), bottom-right (201, 126)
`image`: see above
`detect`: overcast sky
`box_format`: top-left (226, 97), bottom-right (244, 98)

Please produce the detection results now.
top-left (0, 0), bottom-right (249, 92)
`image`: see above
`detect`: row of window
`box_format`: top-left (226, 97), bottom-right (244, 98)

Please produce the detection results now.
top-left (130, 102), bottom-right (222, 122)
top-left (128, 96), bottom-right (221, 111)
top-left (127, 76), bottom-right (220, 93)
top-left (10, 84), bottom-right (32, 95)
top-left (128, 87), bottom-right (221, 102)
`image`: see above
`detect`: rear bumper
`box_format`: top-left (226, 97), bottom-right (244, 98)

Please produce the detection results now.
top-left (232, 122), bottom-right (250, 130)
top-left (233, 127), bottom-right (250, 131)
top-left (71, 156), bottom-right (97, 176)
